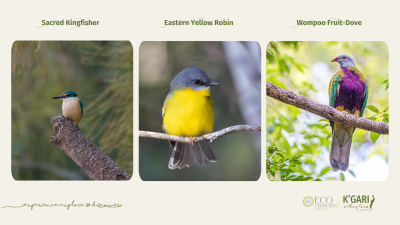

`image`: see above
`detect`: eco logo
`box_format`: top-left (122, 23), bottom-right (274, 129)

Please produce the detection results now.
top-left (303, 196), bottom-right (339, 210)
top-left (343, 195), bottom-right (375, 211)
top-left (303, 196), bottom-right (314, 207)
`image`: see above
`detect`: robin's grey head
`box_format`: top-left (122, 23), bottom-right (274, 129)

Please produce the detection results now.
top-left (170, 67), bottom-right (219, 91)
top-left (331, 54), bottom-right (356, 68)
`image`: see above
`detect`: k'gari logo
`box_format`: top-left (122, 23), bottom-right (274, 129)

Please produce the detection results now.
top-left (343, 195), bottom-right (375, 211)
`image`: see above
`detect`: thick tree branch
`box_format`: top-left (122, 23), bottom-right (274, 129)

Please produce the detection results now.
top-left (49, 115), bottom-right (131, 180)
top-left (139, 125), bottom-right (261, 143)
top-left (266, 82), bottom-right (389, 135)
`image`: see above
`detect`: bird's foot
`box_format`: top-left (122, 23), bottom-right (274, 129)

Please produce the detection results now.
top-left (189, 136), bottom-right (195, 146)
top-left (74, 122), bottom-right (80, 130)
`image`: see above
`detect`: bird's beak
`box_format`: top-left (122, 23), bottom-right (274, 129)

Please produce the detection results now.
top-left (52, 95), bottom-right (66, 99)
top-left (206, 81), bottom-right (219, 86)
top-left (331, 58), bottom-right (338, 62)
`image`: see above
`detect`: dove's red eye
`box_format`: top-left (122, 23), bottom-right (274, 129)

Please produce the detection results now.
top-left (343, 56), bottom-right (346, 59)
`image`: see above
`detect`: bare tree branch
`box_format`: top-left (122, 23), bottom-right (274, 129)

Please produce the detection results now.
top-left (139, 125), bottom-right (261, 143)
top-left (266, 82), bottom-right (389, 135)
top-left (49, 115), bottom-right (131, 180)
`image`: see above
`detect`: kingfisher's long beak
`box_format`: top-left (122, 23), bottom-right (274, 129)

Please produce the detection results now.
top-left (206, 81), bottom-right (219, 86)
top-left (331, 58), bottom-right (338, 62)
top-left (52, 95), bottom-right (66, 99)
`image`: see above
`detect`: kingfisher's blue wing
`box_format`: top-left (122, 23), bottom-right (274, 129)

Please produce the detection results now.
top-left (79, 100), bottom-right (83, 115)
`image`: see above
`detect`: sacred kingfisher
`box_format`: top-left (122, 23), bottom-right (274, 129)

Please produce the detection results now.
top-left (52, 90), bottom-right (83, 126)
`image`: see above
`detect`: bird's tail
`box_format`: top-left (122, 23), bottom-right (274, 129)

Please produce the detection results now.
top-left (168, 141), bottom-right (217, 169)
top-left (330, 130), bottom-right (352, 172)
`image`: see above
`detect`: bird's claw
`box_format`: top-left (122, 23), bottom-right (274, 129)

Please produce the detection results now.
top-left (189, 136), bottom-right (195, 146)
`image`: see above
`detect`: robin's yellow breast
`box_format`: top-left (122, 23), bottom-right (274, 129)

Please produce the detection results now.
top-left (62, 98), bottom-right (82, 123)
top-left (163, 87), bottom-right (214, 137)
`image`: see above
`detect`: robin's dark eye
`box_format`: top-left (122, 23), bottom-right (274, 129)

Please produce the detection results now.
top-left (195, 80), bottom-right (200, 85)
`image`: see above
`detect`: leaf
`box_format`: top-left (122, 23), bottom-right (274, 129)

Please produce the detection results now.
top-left (370, 132), bottom-right (381, 144)
top-left (281, 169), bottom-right (292, 174)
top-left (289, 161), bottom-right (296, 167)
top-left (366, 105), bottom-right (379, 113)
top-left (286, 175), bottom-right (296, 180)
top-left (321, 124), bottom-right (329, 129)
top-left (294, 155), bottom-right (304, 159)
top-left (284, 169), bottom-right (292, 177)
top-left (383, 118), bottom-right (389, 123)
top-left (383, 114), bottom-right (389, 120)
top-left (315, 179), bottom-right (322, 181)
top-left (325, 140), bottom-right (330, 149)
top-left (275, 153), bottom-right (285, 159)
top-left (385, 83), bottom-right (389, 90)
top-left (268, 147), bottom-right (277, 154)
top-left (295, 160), bottom-right (302, 165)
top-left (348, 170), bottom-right (356, 178)
top-left (368, 117), bottom-right (376, 121)
top-left (318, 119), bottom-right (329, 123)
top-left (326, 132), bottom-right (332, 140)
top-left (382, 79), bottom-right (389, 84)
top-left (320, 166), bottom-right (332, 177)
top-left (266, 49), bottom-right (276, 63)
top-left (340, 173), bottom-right (345, 181)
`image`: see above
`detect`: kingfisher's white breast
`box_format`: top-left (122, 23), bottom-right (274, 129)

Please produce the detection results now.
top-left (62, 97), bottom-right (82, 123)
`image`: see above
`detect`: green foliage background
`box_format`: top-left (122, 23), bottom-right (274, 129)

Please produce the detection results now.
top-left (12, 41), bottom-right (133, 180)
top-left (139, 41), bottom-right (261, 181)
top-left (267, 41), bottom-right (389, 181)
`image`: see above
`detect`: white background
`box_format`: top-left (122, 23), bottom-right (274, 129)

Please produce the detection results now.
top-left (1, 0), bottom-right (397, 224)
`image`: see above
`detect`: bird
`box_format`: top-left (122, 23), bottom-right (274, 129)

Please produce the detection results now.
top-left (162, 67), bottom-right (219, 169)
top-left (329, 54), bottom-right (369, 172)
top-left (52, 90), bottom-right (83, 126)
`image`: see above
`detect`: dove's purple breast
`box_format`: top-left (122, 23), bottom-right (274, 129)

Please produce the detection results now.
top-left (335, 67), bottom-right (365, 114)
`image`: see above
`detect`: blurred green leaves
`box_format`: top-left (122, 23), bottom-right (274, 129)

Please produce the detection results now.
top-left (365, 80), bottom-right (389, 144)
top-left (383, 79), bottom-right (389, 90)
top-left (267, 147), bottom-right (318, 181)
